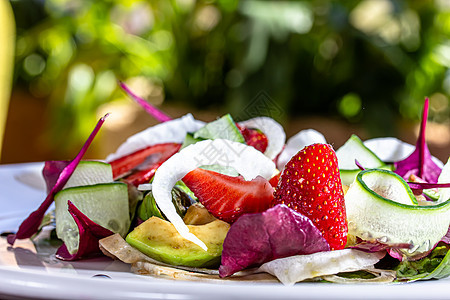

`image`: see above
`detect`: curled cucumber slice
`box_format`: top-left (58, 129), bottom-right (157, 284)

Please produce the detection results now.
top-left (345, 169), bottom-right (450, 258)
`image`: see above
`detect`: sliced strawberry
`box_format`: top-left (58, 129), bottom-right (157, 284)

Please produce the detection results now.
top-left (182, 168), bottom-right (274, 223)
top-left (272, 143), bottom-right (348, 250)
top-left (269, 172), bottom-right (281, 188)
top-left (109, 143), bottom-right (181, 186)
top-left (236, 124), bottom-right (268, 153)
top-left (121, 162), bottom-right (162, 186)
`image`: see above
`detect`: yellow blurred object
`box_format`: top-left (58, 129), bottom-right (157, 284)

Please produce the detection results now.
top-left (0, 1), bottom-right (15, 161)
top-left (342, 184), bottom-right (349, 195)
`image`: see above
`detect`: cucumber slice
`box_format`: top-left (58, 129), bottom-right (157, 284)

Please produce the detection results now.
top-left (55, 183), bottom-right (130, 254)
top-left (138, 192), bottom-right (164, 221)
top-left (181, 132), bottom-right (203, 149)
top-left (340, 165), bottom-right (393, 187)
top-left (193, 114), bottom-right (245, 143)
top-left (345, 169), bottom-right (450, 258)
top-left (64, 161), bottom-right (113, 189)
top-left (336, 135), bottom-right (386, 185)
top-left (423, 189), bottom-right (440, 201)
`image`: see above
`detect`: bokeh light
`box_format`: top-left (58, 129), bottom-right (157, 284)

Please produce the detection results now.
top-left (3, 0), bottom-right (450, 162)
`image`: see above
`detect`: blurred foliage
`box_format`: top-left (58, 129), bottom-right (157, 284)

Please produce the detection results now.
top-left (9, 0), bottom-right (450, 149)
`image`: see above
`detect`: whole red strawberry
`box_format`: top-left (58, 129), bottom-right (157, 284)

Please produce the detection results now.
top-left (272, 143), bottom-right (347, 250)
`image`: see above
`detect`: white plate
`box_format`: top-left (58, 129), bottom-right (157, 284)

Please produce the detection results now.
top-left (1, 162), bottom-right (450, 300)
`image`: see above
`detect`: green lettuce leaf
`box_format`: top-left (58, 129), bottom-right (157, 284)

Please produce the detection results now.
top-left (395, 244), bottom-right (450, 281)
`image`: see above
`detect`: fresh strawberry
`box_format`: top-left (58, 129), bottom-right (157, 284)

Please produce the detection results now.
top-left (109, 143), bottom-right (181, 186)
top-left (269, 172), bottom-right (281, 188)
top-left (182, 168), bottom-right (274, 223)
top-left (272, 143), bottom-right (347, 250)
top-left (236, 124), bottom-right (268, 153)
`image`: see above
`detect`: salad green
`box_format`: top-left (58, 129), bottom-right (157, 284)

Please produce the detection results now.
top-left (7, 91), bottom-right (450, 284)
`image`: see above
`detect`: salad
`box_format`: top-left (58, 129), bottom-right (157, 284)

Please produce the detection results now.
top-left (6, 86), bottom-right (450, 285)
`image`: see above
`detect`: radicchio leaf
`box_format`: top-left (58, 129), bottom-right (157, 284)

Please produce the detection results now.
top-left (351, 240), bottom-right (411, 253)
top-left (408, 182), bottom-right (450, 190)
top-left (119, 81), bottom-right (172, 123)
top-left (394, 98), bottom-right (442, 183)
top-left (351, 239), bottom-right (411, 260)
top-left (441, 226), bottom-right (450, 245)
top-left (355, 159), bottom-right (365, 171)
top-left (56, 201), bottom-right (113, 261)
top-left (7, 114), bottom-right (108, 245)
top-left (218, 204), bottom-right (329, 277)
top-left (42, 161), bottom-right (70, 193)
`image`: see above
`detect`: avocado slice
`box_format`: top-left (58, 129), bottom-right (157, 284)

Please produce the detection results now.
top-left (126, 217), bottom-right (230, 268)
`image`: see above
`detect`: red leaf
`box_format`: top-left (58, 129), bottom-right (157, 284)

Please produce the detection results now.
top-left (394, 98), bottom-right (442, 183)
top-left (119, 81), bottom-right (172, 123)
top-left (56, 201), bottom-right (113, 261)
top-left (7, 114), bottom-right (108, 245)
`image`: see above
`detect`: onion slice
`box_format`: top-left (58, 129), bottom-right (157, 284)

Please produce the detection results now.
top-left (259, 249), bottom-right (385, 285)
top-left (277, 129), bottom-right (326, 170)
top-left (238, 117), bottom-right (285, 160)
top-left (364, 137), bottom-right (444, 168)
top-left (152, 139), bottom-right (276, 250)
top-left (106, 114), bottom-right (204, 161)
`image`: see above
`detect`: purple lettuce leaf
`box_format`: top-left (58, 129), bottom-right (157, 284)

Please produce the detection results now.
top-left (351, 240), bottom-right (411, 253)
top-left (394, 98), bottom-right (442, 183)
top-left (440, 226), bottom-right (450, 245)
top-left (351, 239), bottom-right (410, 261)
top-left (218, 204), bottom-right (330, 277)
top-left (355, 159), bottom-right (366, 171)
top-left (407, 181), bottom-right (450, 200)
top-left (407, 182), bottom-right (450, 190)
top-left (56, 201), bottom-right (114, 261)
top-left (119, 81), bottom-right (172, 123)
top-left (7, 114), bottom-right (109, 246)
top-left (42, 161), bottom-right (70, 193)
top-left (352, 240), bottom-right (429, 261)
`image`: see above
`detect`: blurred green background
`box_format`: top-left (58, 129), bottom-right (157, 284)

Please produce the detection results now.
top-left (2, 0), bottom-right (450, 163)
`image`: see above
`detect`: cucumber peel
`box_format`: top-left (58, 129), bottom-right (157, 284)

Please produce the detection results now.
top-left (345, 169), bottom-right (450, 258)
top-left (181, 132), bottom-right (203, 149)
